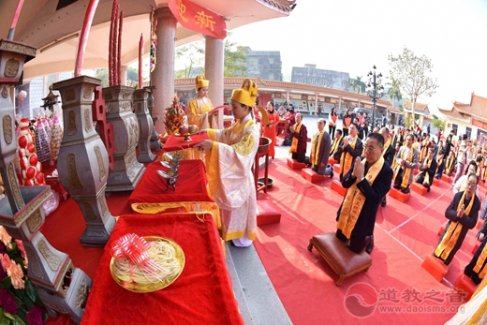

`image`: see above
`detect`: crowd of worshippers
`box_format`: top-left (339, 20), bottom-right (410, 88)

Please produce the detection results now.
top-left (280, 114), bottom-right (487, 286)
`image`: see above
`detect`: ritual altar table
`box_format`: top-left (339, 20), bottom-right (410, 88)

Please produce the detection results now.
top-left (81, 213), bottom-right (243, 325)
top-left (128, 160), bottom-right (220, 226)
top-left (162, 133), bottom-right (208, 152)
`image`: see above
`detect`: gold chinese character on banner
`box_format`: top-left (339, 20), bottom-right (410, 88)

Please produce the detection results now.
top-left (194, 10), bottom-right (216, 31)
top-left (177, 0), bottom-right (189, 22)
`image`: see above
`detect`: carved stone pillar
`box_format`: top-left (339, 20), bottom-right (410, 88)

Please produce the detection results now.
top-left (133, 88), bottom-right (156, 162)
top-left (151, 7), bottom-right (177, 133)
top-left (102, 86), bottom-right (145, 191)
top-left (0, 39), bottom-right (91, 323)
top-left (205, 36), bottom-right (224, 129)
top-left (53, 76), bottom-right (115, 246)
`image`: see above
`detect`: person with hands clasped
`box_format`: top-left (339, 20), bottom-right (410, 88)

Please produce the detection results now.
top-left (434, 174), bottom-right (480, 265)
top-left (335, 133), bottom-right (393, 253)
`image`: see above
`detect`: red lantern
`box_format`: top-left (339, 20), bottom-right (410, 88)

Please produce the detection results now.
top-left (27, 143), bottom-right (36, 153)
top-left (29, 155), bottom-right (38, 166)
top-left (35, 172), bottom-right (45, 184)
top-left (18, 136), bottom-right (28, 148)
top-left (26, 166), bottom-right (36, 179)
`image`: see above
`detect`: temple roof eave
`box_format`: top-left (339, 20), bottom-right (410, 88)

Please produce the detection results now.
top-left (0, 0), bottom-right (293, 80)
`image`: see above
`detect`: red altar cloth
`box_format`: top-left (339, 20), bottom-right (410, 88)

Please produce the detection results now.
top-left (82, 213), bottom-right (243, 325)
top-left (162, 133), bottom-right (208, 152)
top-left (128, 160), bottom-right (211, 205)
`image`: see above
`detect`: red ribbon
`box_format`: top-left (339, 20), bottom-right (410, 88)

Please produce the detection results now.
top-left (112, 233), bottom-right (151, 267)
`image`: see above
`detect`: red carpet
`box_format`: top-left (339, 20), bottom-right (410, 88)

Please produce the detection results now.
top-left (254, 159), bottom-right (484, 324)
top-left (42, 159), bottom-right (485, 324)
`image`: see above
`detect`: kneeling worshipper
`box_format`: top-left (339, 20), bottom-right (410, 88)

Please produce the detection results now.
top-left (195, 79), bottom-right (259, 247)
top-left (452, 161), bottom-right (478, 194)
top-left (339, 123), bottom-right (363, 181)
top-left (392, 134), bottom-right (418, 194)
top-left (464, 221), bottom-right (487, 285)
top-left (336, 133), bottom-right (393, 253)
top-left (329, 129), bottom-right (344, 162)
top-left (415, 147), bottom-right (437, 192)
top-left (187, 75), bottom-right (217, 130)
top-left (289, 113), bottom-right (308, 163)
top-left (310, 119), bottom-right (332, 175)
top-left (434, 174), bottom-right (480, 265)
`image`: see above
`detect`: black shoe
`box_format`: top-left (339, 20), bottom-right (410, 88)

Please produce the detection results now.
top-left (401, 187), bottom-right (410, 194)
top-left (381, 199), bottom-right (386, 207)
top-left (427, 186), bottom-right (431, 193)
top-left (365, 236), bottom-right (374, 254)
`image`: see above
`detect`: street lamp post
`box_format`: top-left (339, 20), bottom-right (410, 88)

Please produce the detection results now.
top-left (366, 65), bottom-right (384, 130)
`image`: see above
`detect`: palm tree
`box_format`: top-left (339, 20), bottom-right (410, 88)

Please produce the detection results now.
top-left (388, 77), bottom-right (402, 110)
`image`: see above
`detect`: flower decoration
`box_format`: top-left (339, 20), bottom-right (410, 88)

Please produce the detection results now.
top-left (0, 226), bottom-right (46, 324)
top-left (163, 96), bottom-right (185, 135)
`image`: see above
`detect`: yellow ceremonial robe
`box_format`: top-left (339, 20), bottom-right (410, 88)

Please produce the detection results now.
top-left (206, 114), bottom-right (260, 241)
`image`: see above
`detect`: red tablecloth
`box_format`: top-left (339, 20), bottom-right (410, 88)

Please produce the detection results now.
top-left (128, 160), bottom-right (211, 204)
top-left (82, 213), bottom-right (243, 325)
top-left (163, 133), bottom-right (208, 152)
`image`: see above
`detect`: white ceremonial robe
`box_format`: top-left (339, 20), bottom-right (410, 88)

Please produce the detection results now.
top-left (206, 114), bottom-right (260, 241)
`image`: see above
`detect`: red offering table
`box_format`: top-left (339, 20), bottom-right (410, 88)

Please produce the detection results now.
top-left (128, 160), bottom-right (221, 225)
top-left (162, 133), bottom-right (208, 152)
top-left (129, 160), bottom-right (210, 204)
top-left (82, 213), bottom-right (244, 325)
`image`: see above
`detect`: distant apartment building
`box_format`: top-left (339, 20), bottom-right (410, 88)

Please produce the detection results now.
top-left (291, 64), bottom-right (350, 91)
top-left (245, 50), bottom-right (283, 81)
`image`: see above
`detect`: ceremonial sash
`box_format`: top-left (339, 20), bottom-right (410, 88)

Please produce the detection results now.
top-left (393, 147), bottom-right (414, 188)
top-left (290, 123), bottom-right (302, 153)
top-left (382, 138), bottom-right (391, 159)
top-left (337, 156), bottom-right (385, 239)
top-left (391, 151), bottom-right (398, 170)
top-left (419, 141), bottom-right (428, 163)
top-left (473, 243), bottom-right (487, 279)
top-left (330, 137), bottom-right (341, 156)
top-left (437, 155), bottom-right (443, 169)
top-left (340, 136), bottom-right (357, 176)
top-left (434, 191), bottom-right (475, 261)
top-left (445, 154), bottom-right (456, 175)
top-left (311, 131), bottom-right (324, 166)
top-left (421, 157), bottom-right (431, 186)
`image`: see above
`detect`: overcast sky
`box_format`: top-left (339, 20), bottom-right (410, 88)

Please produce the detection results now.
top-left (229, 0), bottom-right (487, 109)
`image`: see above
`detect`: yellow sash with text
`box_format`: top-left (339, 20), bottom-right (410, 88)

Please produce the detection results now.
top-left (382, 138), bottom-right (391, 160)
top-left (337, 156), bottom-right (385, 239)
top-left (290, 123), bottom-right (302, 153)
top-left (423, 157), bottom-right (431, 186)
top-left (311, 131), bottom-right (324, 166)
top-left (393, 147), bottom-right (414, 188)
top-left (473, 243), bottom-right (487, 279)
top-left (330, 137), bottom-right (341, 157)
top-left (340, 136), bottom-right (357, 176)
top-left (445, 154), bottom-right (456, 174)
top-left (434, 191), bottom-right (475, 261)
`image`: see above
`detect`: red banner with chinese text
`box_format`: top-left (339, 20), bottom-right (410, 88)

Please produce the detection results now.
top-left (168, 0), bottom-right (227, 39)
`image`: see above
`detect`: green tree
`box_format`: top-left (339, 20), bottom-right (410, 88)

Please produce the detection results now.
top-left (431, 114), bottom-right (446, 131)
top-left (387, 77), bottom-right (403, 110)
top-left (349, 76), bottom-right (365, 93)
top-left (176, 41), bottom-right (205, 78)
top-left (388, 47), bottom-right (438, 126)
top-left (127, 66), bottom-right (138, 85)
top-left (224, 41), bottom-right (249, 77)
top-left (95, 68), bottom-right (109, 87)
